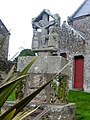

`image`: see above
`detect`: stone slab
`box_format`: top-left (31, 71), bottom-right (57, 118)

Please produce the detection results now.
top-left (17, 56), bottom-right (69, 76)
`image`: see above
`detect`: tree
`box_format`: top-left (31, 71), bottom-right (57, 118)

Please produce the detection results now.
top-left (14, 49), bottom-right (36, 62)
top-left (19, 49), bottom-right (36, 56)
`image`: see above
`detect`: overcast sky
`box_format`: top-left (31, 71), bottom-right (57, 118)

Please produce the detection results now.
top-left (0, 0), bottom-right (85, 59)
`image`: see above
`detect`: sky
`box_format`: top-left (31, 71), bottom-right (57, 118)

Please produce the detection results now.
top-left (0, 0), bottom-right (85, 59)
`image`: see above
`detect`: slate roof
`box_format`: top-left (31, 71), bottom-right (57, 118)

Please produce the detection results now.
top-left (0, 19), bottom-right (10, 35)
top-left (70, 0), bottom-right (90, 20)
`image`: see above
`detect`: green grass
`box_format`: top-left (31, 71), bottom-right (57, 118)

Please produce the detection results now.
top-left (7, 89), bottom-right (90, 119)
top-left (69, 90), bottom-right (90, 120)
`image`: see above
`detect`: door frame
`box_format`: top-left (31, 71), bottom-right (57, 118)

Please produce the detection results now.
top-left (73, 55), bottom-right (84, 90)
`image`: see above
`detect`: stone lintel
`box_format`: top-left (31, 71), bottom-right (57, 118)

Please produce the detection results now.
top-left (32, 48), bottom-right (57, 52)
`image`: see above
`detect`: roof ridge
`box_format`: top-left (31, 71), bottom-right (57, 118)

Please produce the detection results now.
top-left (0, 19), bottom-right (10, 34)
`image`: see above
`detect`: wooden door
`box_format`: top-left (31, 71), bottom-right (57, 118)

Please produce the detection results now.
top-left (74, 56), bottom-right (84, 90)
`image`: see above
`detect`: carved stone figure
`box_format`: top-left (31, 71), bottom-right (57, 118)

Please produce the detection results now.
top-left (48, 26), bottom-right (59, 49)
top-left (32, 29), bottom-right (42, 49)
top-left (32, 9), bottom-right (61, 50)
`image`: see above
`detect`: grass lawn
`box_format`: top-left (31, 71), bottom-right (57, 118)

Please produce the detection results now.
top-left (7, 89), bottom-right (90, 120)
top-left (69, 90), bottom-right (90, 120)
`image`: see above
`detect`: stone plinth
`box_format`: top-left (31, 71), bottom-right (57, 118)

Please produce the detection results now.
top-left (17, 56), bottom-right (69, 104)
top-left (17, 56), bottom-right (69, 76)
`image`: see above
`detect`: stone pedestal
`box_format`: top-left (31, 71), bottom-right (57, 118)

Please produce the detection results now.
top-left (17, 56), bottom-right (69, 103)
top-left (17, 55), bottom-right (75, 120)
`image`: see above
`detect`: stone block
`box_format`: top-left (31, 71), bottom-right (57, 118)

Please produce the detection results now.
top-left (17, 56), bottom-right (70, 76)
top-left (32, 39), bottom-right (39, 49)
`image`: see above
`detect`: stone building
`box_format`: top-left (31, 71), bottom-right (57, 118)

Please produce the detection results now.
top-left (0, 20), bottom-right (12, 84)
top-left (0, 19), bottom-right (10, 60)
top-left (67, 0), bottom-right (90, 92)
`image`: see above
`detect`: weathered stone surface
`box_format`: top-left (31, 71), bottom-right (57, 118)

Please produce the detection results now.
top-left (24, 103), bottom-right (76, 120)
top-left (24, 73), bottom-right (49, 103)
top-left (48, 26), bottom-right (59, 49)
top-left (84, 54), bottom-right (90, 92)
top-left (32, 9), bottom-right (60, 51)
top-left (73, 17), bottom-right (90, 33)
top-left (46, 103), bottom-right (76, 120)
top-left (0, 20), bottom-right (10, 60)
top-left (17, 56), bottom-right (69, 76)
top-left (51, 75), bottom-right (68, 104)
top-left (23, 73), bottom-right (68, 104)
top-left (59, 22), bottom-right (85, 55)
top-left (70, 16), bottom-right (90, 92)
top-left (32, 31), bottom-right (42, 49)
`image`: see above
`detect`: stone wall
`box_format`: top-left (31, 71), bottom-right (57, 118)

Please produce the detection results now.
top-left (0, 34), bottom-right (9, 60)
top-left (73, 17), bottom-right (90, 33)
top-left (72, 16), bottom-right (90, 92)
top-left (58, 22), bottom-right (85, 90)
top-left (59, 22), bottom-right (85, 55)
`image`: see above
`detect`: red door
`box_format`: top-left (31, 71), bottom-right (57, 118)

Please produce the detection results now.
top-left (74, 56), bottom-right (84, 90)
